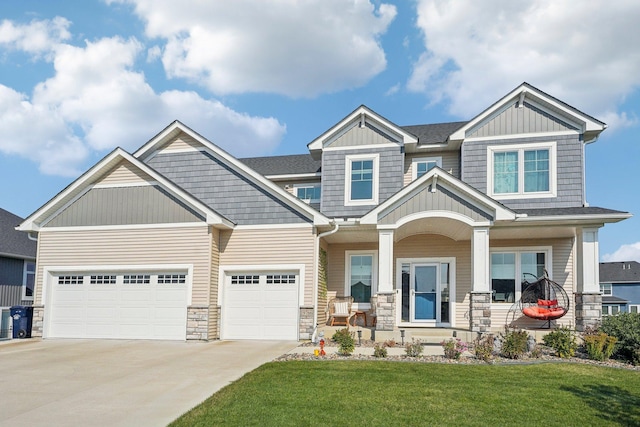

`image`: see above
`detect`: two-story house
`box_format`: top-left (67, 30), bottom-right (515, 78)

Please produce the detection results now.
top-left (600, 261), bottom-right (640, 316)
top-left (1, 207), bottom-right (36, 339)
top-left (17, 83), bottom-right (630, 341)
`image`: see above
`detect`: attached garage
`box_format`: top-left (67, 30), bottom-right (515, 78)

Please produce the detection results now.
top-left (46, 271), bottom-right (188, 340)
top-left (222, 271), bottom-right (300, 340)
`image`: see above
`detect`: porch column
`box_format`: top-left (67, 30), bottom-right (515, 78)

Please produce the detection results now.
top-left (377, 229), bottom-right (396, 331)
top-left (470, 227), bottom-right (491, 332)
top-left (575, 227), bottom-right (602, 331)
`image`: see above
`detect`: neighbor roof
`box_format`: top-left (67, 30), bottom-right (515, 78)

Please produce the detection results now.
top-left (600, 261), bottom-right (640, 283)
top-left (0, 208), bottom-right (36, 259)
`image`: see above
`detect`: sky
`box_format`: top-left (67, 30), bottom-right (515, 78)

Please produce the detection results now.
top-left (0, 0), bottom-right (639, 262)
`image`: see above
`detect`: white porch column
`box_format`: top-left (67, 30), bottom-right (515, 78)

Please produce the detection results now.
top-left (471, 227), bottom-right (490, 292)
top-left (577, 227), bottom-right (600, 293)
top-left (378, 229), bottom-right (394, 293)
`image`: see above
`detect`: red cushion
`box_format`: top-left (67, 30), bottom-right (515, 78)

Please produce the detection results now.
top-left (537, 299), bottom-right (558, 307)
top-left (523, 306), bottom-right (566, 320)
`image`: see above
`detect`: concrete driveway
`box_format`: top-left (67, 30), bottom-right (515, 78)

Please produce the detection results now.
top-left (0, 339), bottom-right (297, 427)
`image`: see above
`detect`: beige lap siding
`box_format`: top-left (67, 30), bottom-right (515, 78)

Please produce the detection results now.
top-left (94, 160), bottom-right (153, 185)
top-left (34, 225), bottom-right (212, 306)
top-left (218, 226), bottom-right (316, 306)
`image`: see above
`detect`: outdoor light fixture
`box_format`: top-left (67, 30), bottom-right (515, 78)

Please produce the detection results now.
top-left (357, 329), bottom-right (362, 346)
top-left (400, 329), bottom-right (405, 345)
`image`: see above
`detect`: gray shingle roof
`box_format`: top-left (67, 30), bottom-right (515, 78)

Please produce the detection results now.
top-left (0, 208), bottom-right (36, 259)
top-left (600, 261), bottom-right (640, 283)
top-left (239, 154), bottom-right (321, 176)
top-left (515, 206), bottom-right (629, 216)
top-left (602, 295), bottom-right (630, 304)
top-left (401, 121), bottom-right (468, 145)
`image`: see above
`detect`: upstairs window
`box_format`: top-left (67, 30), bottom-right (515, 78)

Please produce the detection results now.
top-left (295, 184), bottom-right (321, 204)
top-left (412, 157), bottom-right (442, 180)
top-left (345, 154), bottom-right (379, 205)
top-left (488, 142), bottom-right (556, 199)
top-left (600, 283), bottom-right (612, 296)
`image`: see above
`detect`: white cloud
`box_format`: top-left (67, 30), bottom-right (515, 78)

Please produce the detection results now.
top-left (0, 17), bottom-right (71, 55)
top-left (110, 0), bottom-right (397, 97)
top-left (602, 242), bottom-right (640, 263)
top-left (409, 0), bottom-right (640, 127)
top-left (0, 24), bottom-right (286, 176)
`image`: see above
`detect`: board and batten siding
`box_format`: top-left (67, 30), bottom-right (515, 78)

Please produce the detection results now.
top-left (219, 226), bottom-right (316, 306)
top-left (326, 122), bottom-right (399, 148)
top-left (34, 225), bottom-right (212, 306)
top-left (467, 101), bottom-right (577, 138)
top-left (462, 134), bottom-right (584, 209)
top-left (403, 151), bottom-right (460, 186)
top-left (94, 160), bottom-right (153, 186)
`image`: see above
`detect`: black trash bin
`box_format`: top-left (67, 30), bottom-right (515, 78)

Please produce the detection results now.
top-left (10, 306), bottom-right (33, 339)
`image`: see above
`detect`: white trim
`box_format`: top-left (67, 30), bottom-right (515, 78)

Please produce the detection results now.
top-left (344, 153), bottom-right (380, 206)
top-left (157, 146), bottom-right (205, 155)
top-left (40, 222), bottom-right (210, 232)
top-left (92, 181), bottom-right (158, 189)
top-left (411, 156), bottom-right (442, 181)
top-left (489, 246), bottom-right (553, 305)
top-left (324, 142), bottom-right (400, 152)
top-left (233, 223), bottom-right (314, 230)
top-left (345, 250), bottom-right (378, 310)
top-left (266, 172), bottom-right (321, 180)
top-left (629, 304), bottom-right (640, 314)
top-left (464, 130), bottom-right (577, 143)
top-left (380, 211), bottom-right (492, 230)
top-left (219, 264), bottom-right (306, 306)
top-left (22, 260), bottom-right (35, 301)
top-left (487, 141), bottom-right (557, 200)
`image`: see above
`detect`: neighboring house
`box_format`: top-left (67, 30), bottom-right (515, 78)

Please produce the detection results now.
top-left (17, 82), bottom-right (631, 342)
top-left (0, 208), bottom-right (37, 338)
top-left (600, 261), bottom-right (640, 316)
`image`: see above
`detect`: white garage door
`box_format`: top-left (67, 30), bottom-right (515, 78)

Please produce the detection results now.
top-left (223, 272), bottom-right (299, 340)
top-left (47, 272), bottom-right (188, 340)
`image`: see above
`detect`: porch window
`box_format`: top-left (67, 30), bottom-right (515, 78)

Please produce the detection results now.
top-left (345, 154), bottom-right (379, 205)
top-left (22, 261), bottom-right (35, 300)
top-left (488, 142), bottom-right (556, 199)
top-left (346, 251), bottom-right (377, 305)
top-left (600, 283), bottom-right (612, 296)
top-left (490, 250), bottom-right (548, 303)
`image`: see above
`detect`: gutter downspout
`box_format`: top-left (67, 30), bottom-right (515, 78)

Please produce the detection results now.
top-left (313, 221), bottom-right (339, 341)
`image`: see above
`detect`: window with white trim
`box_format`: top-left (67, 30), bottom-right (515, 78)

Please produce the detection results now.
top-left (22, 261), bottom-right (35, 299)
top-left (412, 157), bottom-right (442, 180)
top-left (600, 283), bottom-right (612, 296)
top-left (346, 251), bottom-right (377, 305)
top-left (603, 305), bottom-right (620, 316)
top-left (629, 305), bottom-right (640, 314)
top-left (490, 249), bottom-right (549, 303)
top-left (295, 184), bottom-right (321, 204)
top-left (345, 154), bottom-right (379, 205)
top-left (488, 142), bottom-right (556, 199)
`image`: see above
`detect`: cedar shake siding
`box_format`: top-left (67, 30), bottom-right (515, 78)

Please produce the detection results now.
top-left (146, 150), bottom-right (311, 225)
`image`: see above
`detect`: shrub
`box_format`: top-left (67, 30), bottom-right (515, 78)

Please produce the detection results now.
top-left (542, 326), bottom-right (577, 358)
top-left (331, 328), bottom-right (355, 355)
top-left (601, 312), bottom-right (640, 364)
top-left (383, 339), bottom-right (396, 348)
top-left (583, 332), bottom-right (617, 361)
top-left (441, 338), bottom-right (468, 360)
top-left (405, 339), bottom-right (423, 357)
top-left (373, 344), bottom-right (388, 358)
top-left (500, 328), bottom-right (529, 359)
top-left (474, 334), bottom-right (495, 362)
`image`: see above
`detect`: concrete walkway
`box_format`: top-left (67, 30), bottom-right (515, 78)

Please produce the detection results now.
top-left (0, 339), bottom-right (297, 427)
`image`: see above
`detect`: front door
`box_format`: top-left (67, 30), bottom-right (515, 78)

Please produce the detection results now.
top-left (411, 264), bottom-right (438, 322)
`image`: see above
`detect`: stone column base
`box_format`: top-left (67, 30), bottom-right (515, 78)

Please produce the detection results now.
top-left (470, 292), bottom-right (491, 333)
top-left (575, 293), bottom-right (602, 331)
top-left (375, 292), bottom-right (396, 331)
top-left (186, 306), bottom-right (209, 341)
top-left (299, 307), bottom-right (314, 340)
top-left (30, 305), bottom-right (45, 338)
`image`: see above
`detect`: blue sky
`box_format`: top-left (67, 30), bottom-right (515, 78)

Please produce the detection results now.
top-left (0, 0), bottom-right (639, 261)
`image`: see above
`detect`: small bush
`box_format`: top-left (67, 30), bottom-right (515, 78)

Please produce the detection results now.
top-left (441, 338), bottom-right (468, 360)
top-left (530, 344), bottom-right (542, 358)
top-left (405, 339), bottom-right (423, 357)
top-left (373, 344), bottom-right (388, 358)
top-left (331, 328), bottom-right (355, 355)
top-left (601, 312), bottom-right (640, 365)
top-left (501, 328), bottom-right (529, 359)
top-left (474, 334), bottom-right (495, 362)
top-left (542, 326), bottom-right (577, 358)
top-left (583, 332), bottom-right (617, 361)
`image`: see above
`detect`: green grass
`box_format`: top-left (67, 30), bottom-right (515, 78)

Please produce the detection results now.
top-left (170, 361), bottom-right (640, 427)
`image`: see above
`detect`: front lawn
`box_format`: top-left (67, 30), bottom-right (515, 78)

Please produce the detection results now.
top-left (170, 361), bottom-right (640, 426)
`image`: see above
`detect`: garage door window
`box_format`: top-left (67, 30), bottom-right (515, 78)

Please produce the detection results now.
top-left (158, 273), bottom-right (186, 284)
top-left (266, 274), bottom-right (296, 284)
top-left (231, 275), bottom-right (259, 284)
top-left (58, 275), bottom-right (84, 285)
top-left (90, 275), bottom-right (116, 284)
top-left (123, 274), bottom-right (150, 284)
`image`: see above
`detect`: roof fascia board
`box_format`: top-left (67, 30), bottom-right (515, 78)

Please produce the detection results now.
top-left (135, 121), bottom-right (330, 226)
top-left (514, 212), bottom-right (632, 224)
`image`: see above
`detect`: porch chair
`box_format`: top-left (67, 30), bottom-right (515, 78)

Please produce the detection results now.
top-left (328, 296), bottom-right (355, 327)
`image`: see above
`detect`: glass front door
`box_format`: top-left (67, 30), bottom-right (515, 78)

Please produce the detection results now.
top-left (401, 260), bottom-right (451, 325)
top-left (412, 264), bottom-right (438, 322)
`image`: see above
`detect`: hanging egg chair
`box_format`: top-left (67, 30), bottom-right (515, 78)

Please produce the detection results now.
top-left (507, 271), bottom-right (570, 328)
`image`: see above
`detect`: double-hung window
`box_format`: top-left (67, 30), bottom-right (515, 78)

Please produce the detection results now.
top-left (22, 261), bottom-right (35, 300)
top-left (345, 154), bottom-right (379, 205)
top-left (488, 142), bottom-right (556, 199)
top-left (490, 249), bottom-right (550, 303)
top-left (295, 184), bottom-right (321, 204)
top-left (600, 283), bottom-right (612, 296)
top-left (412, 157), bottom-right (442, 180)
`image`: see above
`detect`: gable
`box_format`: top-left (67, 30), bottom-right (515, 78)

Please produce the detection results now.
top-left (156, 131), bottom-right (203, 154)
top-left (94, 160), bottom-right (153, 186)
top-left (325, 122), bottom-right (400, 149)
top-left (44, 185), bottom-right (205, 227)
top-left (467, 101), bottom-right (578, 139)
